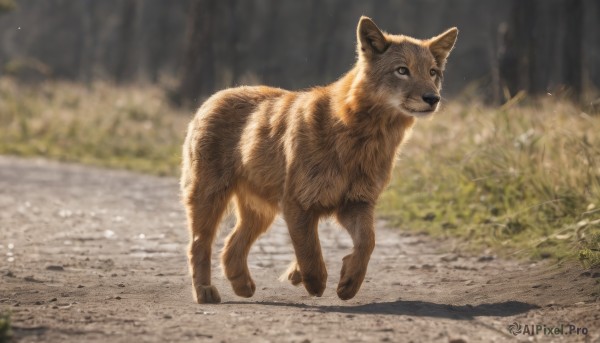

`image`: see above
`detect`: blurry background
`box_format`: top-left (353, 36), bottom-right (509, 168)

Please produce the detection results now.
top-left (0, 0), bottom-right (599, 266)
top-left (1, 0), bottom-right (600, 104)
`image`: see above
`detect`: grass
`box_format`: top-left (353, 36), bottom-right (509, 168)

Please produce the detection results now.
top-left (0, 79), bottom-right (189, 176)
top-left (0, 311), bottom-right (11, 343)
top-left (379, 99), bottom-right (600, 266)
top-left (1, 78), bottom-right (599, 267)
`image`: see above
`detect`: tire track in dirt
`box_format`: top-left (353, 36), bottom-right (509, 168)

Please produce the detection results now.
top-left (1, 156), bottom-right (598, 342)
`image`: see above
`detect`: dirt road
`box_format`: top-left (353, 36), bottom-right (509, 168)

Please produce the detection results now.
top-left (1, 156), bottom-right (599, 342)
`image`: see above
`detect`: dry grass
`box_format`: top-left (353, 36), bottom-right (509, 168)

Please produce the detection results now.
top-left (1, 79), bottom-right (599, 267)
top-left (380, 100), bottom-right (600, 266)
top-left (0, 79), bottom-right (189, 175)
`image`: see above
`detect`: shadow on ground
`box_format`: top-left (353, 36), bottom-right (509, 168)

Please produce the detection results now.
top-left (225, 300), bottom-right (539, 320)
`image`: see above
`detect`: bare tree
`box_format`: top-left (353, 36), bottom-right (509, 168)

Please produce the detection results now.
top-left (498, 0), bottom-right (535, 98)
top-left (561, 0), bottom-right (582, 100)
top-left (78, 0), bottom-right (96, 85)
top-left (113, 0), bottom-right (138, 83)
top-left (177, 0), bottom-right (217, 106)
top-left (499, 0), bottom-right (584, 102)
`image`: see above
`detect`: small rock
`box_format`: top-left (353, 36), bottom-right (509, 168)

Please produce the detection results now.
top-left (115, 296), bottom-right (122, 300)
top-left (35, 301), bottom-right (43, 305)
top-left (24, 276), bottom-right (43, 283)
top-left (441, 254), bottom-right (459, 262)
top-left (50, 298), bottom-right (57, 302)
top-left (442, 222), bottom-right (457, 230)
top-left (195, 311), bottom-right (215, 315)
top-left (539, 252), bottom-right (551, 259)
top-left (408, 265), bottom-right (417, 270)
top-left (423, 212), bottom-right (436, 221)
top-left (453, 265), bottom-right (478, 271)
top-left (77, 285), bottom-right (84, 288)
top-left (449, 338), bottom-right (467, 343)
top-left (477, 255), bottom-right (494, 262)
top-left (164, 314), bottom-right (172, 319)
top-left (117, 283), bottom-right (125, 287)
top-left (464, 280), bottom-right (475, 286)
top-left (46, 265), bottom-right (64, 271)
top-left (421, 264), bottom-right (436, 271)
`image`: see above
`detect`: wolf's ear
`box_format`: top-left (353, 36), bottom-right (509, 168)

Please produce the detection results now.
top-left (428, 27), bottom-right (458, 67)
top-left (357, 16), bottom-right (389, 57)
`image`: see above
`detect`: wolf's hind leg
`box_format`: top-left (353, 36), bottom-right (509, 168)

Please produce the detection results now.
top-left (184, 185), bottom-right (232, 304)
top-left (222, 192), bottom-right (276, 298)
top-left (279, 260), bottom-right (302, 286)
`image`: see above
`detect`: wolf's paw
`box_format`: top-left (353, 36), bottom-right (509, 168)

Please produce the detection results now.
top-left (336, 255), bottom-right (366, 300)
top-left (288, 266), bottom-right (303, 286)
top-left (229, 275), bottom-right (256, 298)
top-left (194, 284), bottom-right (221, 304)
top-left (336, 276), bottom-right (360, 300)
top-left (303, 278), bottom-right (326, 297)
top-left (281, 261), bottom-right (326, 296)
top-left (279, 261), bottom-right (302, 286)
top-left (302, 268), bottom-right (327, 297)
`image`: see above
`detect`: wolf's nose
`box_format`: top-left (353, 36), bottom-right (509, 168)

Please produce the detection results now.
top-left (422, 93), bottom-right (440, 106)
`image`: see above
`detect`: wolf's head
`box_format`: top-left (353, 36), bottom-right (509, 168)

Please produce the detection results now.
top-left (355, 16), bottom-right (458, 117)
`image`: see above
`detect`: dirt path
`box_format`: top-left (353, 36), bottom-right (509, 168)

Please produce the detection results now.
top-left (1, 156), bottom-right (599, 342)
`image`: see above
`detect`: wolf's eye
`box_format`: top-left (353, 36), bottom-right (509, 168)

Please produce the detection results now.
top-left (396, 67), bottom-right (409, 76)
top-left (430, 69), bottom-right (437, 77)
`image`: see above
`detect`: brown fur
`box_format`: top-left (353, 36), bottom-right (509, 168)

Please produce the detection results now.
top-left (181, 16), bottom-right (458, 303)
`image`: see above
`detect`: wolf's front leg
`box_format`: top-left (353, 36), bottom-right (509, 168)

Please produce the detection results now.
top-left (335, 201), bottom-right (376, 300)
top-left (282, 199), bottom-right (328, 296)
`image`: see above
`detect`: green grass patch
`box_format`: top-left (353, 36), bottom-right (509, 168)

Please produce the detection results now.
top-left (379, 101), bottom-right (600, 266)
top-left (0, 311), bottom-right (11, 343)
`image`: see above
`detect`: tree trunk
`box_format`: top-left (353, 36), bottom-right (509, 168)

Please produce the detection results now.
top-left (78, 0), bottom-right (96, 86)
top-left (260, 0), bottom-right (281, 85)
top-left (561, 0), bottom-right (583, 101)
top-left (498, 0), bottom-right (535, 98)
top-left (177, 0), bottom-right (217, 106)
top-left (114, 0), bottom-right (138, 84)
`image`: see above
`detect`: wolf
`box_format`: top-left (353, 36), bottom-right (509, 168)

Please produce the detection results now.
top-left (181, 16), bottom-right (458, 303)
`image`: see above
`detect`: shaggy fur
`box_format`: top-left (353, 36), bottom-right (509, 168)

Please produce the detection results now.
top-left (181, 16), bottom-right (458, 303)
